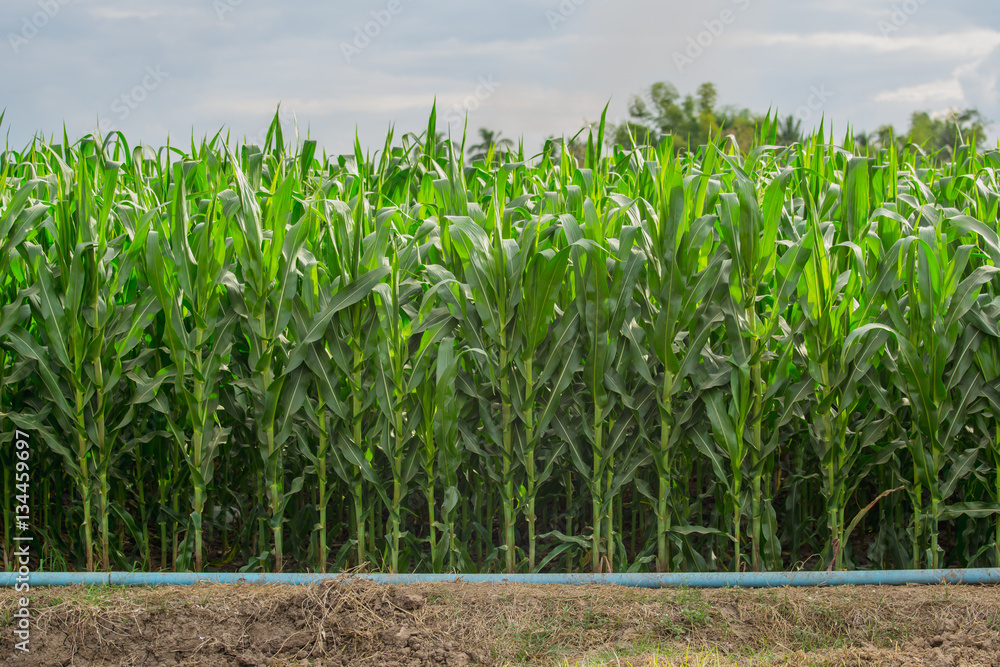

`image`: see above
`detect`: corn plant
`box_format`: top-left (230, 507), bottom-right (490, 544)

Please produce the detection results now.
top-left (373, 228), bottom-right (425, 572)
top-left (145, 160), bottom-right (235, 573)
top-left (563, 198), bottom-right (645, 572)
top-left (292, 237), bottom-right (341, 573)
top-left (510, 216), bottom-right (575, 571)
top-left (974, 313), bottom-right (1000, 564)
top-left (223, 147), bottom-right (313, 571)
top-left (6, 148), bottom-right (160, 570)
top-left (2, 112), bottom-right (1000, 576)
top-left (634, 157), bottom-right (724, 571)
top-left (848, 212), bottom-right (999, 567)
top-left (793, 154), bottom-right (892, 569)
top-left (306, 174), bottom-right (390, 568)
top-left (0, 171), bottom-right (41, 566)
top-left (450, 198), bottom-right (524, 573)
top-left (705, 151), bottom-right (805, 571)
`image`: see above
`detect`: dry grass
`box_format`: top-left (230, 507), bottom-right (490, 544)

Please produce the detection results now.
top-left (2, 581), bottom-right (999, 665)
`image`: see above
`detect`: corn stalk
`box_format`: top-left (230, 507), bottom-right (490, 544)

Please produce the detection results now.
top-left (145, 161), bottom-right (235, 573)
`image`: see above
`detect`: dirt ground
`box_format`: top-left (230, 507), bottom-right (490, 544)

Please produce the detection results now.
top-left (1, 578), bottom-right (998, 666)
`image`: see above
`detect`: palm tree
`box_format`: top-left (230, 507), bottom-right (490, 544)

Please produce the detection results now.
top-left (469, 128), bottom-right (514, 163)
top-left (775, 114), bottom-right (803, 145)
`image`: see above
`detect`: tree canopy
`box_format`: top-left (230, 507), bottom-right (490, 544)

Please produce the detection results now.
top-left (858, 109), bottom-right (990, 157)
top-left (607, 80), bottom-right (991, 158)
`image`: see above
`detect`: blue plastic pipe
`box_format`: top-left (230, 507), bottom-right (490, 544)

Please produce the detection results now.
top-left (3, 569), bottom-right (999, 588)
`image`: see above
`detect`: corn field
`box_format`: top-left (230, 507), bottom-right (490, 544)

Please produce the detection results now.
top-left (2, 108), bottom-right (1000, 575)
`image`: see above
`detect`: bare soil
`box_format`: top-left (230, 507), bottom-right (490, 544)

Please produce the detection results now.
top-left (1, 578), bottom-right (999, 666)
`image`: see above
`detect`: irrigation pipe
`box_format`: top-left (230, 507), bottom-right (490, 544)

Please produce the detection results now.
top-left (2, 569), bottom-right (999, 588)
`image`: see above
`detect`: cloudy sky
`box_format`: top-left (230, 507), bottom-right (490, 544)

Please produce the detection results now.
top-left (2, 0), bottom-right (998, 154)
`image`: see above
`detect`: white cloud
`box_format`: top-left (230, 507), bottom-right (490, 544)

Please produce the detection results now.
top-left (737, 29), bottom-right (1000, 59)
top-left (801, 0), bottom-right (884, 19)
top-left (3, 0), bottom-right (1000, 150)
top-left (87, 6), bottom-right (195, 21)
top-left (875, 79), bottom-right (965, 104)
top-left (956, 52), bottom-right (1000, 112)
top-left (196, 94), bottom-right (434, 118)
top-left (376, 35), bottom-right (583, 62)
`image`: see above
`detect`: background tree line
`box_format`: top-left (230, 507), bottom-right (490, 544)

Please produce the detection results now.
top-left (466, 81), bottom-right (993, 162)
